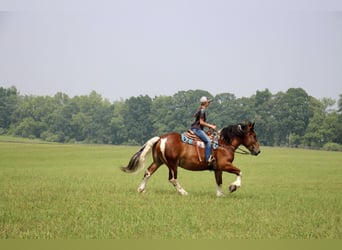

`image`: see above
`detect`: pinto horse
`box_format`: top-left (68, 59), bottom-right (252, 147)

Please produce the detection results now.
top-left (121, 121), bottom-right (260, 196)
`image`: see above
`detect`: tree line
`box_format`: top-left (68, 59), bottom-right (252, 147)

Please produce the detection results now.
top-left (1, 86), bottom-right (342, 150)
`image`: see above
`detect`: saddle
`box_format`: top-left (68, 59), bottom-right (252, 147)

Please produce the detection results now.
top-left (181, 130), bottom-right (219, 166)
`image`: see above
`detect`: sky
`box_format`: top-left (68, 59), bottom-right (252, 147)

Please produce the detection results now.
top-left (1, 0), bottom-right (342, 101)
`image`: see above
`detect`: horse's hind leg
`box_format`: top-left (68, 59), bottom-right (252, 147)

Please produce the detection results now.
top-left (137, 161), bottom-right (161, 193)
top-left (168, 166), bottom-right (188, 196)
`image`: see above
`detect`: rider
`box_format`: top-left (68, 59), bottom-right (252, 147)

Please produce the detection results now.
top-left (191, 96), bottom-right (217, 167)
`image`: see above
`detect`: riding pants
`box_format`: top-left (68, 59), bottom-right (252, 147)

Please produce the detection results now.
top-left (192, 128), bottom-right (211, 162)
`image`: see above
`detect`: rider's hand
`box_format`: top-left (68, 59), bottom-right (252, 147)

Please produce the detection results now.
top-left (211, 125), bottom-right (217, 131)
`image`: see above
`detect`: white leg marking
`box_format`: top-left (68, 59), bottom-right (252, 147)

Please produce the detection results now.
top-left (231, 172), bottom-right (242, 188)
top-left (216, 184), bottom-right (224, 197)
top-left (169, 178), bottom-right (188, 196)
top-left (137, 170), bottom-right (151, 193)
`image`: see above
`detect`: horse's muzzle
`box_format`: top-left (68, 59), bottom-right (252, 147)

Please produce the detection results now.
top-left (252, 149), bottom-right (261, 156)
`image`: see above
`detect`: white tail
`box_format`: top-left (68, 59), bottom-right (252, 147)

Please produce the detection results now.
top-left (121, 136), bottom-right (160, 173)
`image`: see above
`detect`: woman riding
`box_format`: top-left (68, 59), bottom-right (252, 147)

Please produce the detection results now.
top-left (191, 96), bottom-right (217, 167)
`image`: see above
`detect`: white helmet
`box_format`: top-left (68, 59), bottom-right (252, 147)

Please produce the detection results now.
top-left (200, 96), bottom-right (212, 103)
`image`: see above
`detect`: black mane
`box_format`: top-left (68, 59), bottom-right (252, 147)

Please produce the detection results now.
top-left (219, 123), bottom-right (248, 144)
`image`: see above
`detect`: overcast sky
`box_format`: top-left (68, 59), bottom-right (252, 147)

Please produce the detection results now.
top-left (1, 0), bottom-right (342, 101)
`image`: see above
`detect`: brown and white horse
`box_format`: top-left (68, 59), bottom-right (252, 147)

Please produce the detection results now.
top-left (121, 121), bottom-right (260, 196)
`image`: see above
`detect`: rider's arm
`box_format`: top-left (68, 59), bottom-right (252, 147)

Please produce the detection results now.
top-left (199, 118), bottom-right (216, 131)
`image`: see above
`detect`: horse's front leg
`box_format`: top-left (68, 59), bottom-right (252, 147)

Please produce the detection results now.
top-left (214, 170), bottom-right (224, 197)
top-left (229, 171), bottom-right (242, 193)
top-left (220, 162), bottom-right (242, 193)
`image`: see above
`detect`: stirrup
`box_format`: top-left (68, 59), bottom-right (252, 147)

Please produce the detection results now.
top-left (207, 155), bottom-right (216, 168)
top-left (208, 155), bottom-right (214, 163)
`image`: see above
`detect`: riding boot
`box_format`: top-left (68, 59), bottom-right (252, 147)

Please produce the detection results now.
top-left (207, 155), bottom-right (217, 170)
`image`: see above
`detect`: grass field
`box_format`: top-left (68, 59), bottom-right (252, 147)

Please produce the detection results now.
top-left (0, 136), bottom-right (341, 239)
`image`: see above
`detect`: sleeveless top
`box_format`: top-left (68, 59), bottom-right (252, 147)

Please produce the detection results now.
top-left (191, 108), bottom-right (206, 130)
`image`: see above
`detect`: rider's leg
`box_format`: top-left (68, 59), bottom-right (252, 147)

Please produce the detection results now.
top-left (192, 128), bottom-right (213, 164)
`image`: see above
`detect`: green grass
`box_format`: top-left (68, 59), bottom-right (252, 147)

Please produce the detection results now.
top-left (0, 136), bottom-right (341, 239)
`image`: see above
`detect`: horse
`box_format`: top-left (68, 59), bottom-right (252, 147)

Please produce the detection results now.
top-left (121, 121), bottom-right (260, 196)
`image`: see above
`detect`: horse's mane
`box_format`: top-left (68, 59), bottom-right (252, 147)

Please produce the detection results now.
top-left (219, 123), bottom-right (249, 144)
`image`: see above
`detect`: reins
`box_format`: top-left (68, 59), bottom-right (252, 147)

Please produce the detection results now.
top-left (217, 143), bottom-right (251, 155)
top-left (235, 147), bottom-right (251, 155)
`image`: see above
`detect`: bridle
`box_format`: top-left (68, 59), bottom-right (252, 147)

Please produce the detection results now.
top-left (235, 147), bottom-right (252, 155)
top-left (215, 129), bottom-right (253, 155)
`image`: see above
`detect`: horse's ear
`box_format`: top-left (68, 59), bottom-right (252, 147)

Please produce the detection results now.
top-left (244, 120), bottom-right (253, 128)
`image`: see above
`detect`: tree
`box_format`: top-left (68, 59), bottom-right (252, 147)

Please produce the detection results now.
top-left (0, 86), bottom-right (19, 132)
top-left (212, 93), bottom-right (237, 128)
top-left (11, 95), bottom-right (56, 138)
top-left (332, 94), bottom-right (342, 144)
top-left (150, 95), bottom-right (174, 135)
top-left (123, 95), bottom-right (153, 145)
top-left (252, 89), bottom-right (276, 146)
top-left (111, 100), bottom-right (128, 144)
top-left (303, 97), bottom-right (341, 147)
top-left (272, 88), bottom-right (311, 145)
top-left (1, 85), bottom-right (341, 148)
top-left (41, 93), bottom-right (72, 142)
top-left (70, 91), bottom-right (113, 143)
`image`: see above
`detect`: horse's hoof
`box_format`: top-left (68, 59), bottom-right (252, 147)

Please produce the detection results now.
top-left (216, 192), bottom-right (225, 197)
top-left (179, 190), bottom-right (188, 196)
top-left (229, 185), bottom-right (237, 193)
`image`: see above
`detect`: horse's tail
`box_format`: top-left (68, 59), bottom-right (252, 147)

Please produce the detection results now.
top-left (121, 136), bottom-right (160, 173)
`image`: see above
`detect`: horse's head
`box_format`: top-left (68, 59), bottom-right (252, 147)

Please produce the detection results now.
top-left (241, 121), bottom-right (260, 156)
top-left (220, 121), bottom-right (261, 155)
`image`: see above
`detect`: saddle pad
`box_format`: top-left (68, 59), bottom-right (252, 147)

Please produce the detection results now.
top-left (181, 133), bottom-right (205, 148)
